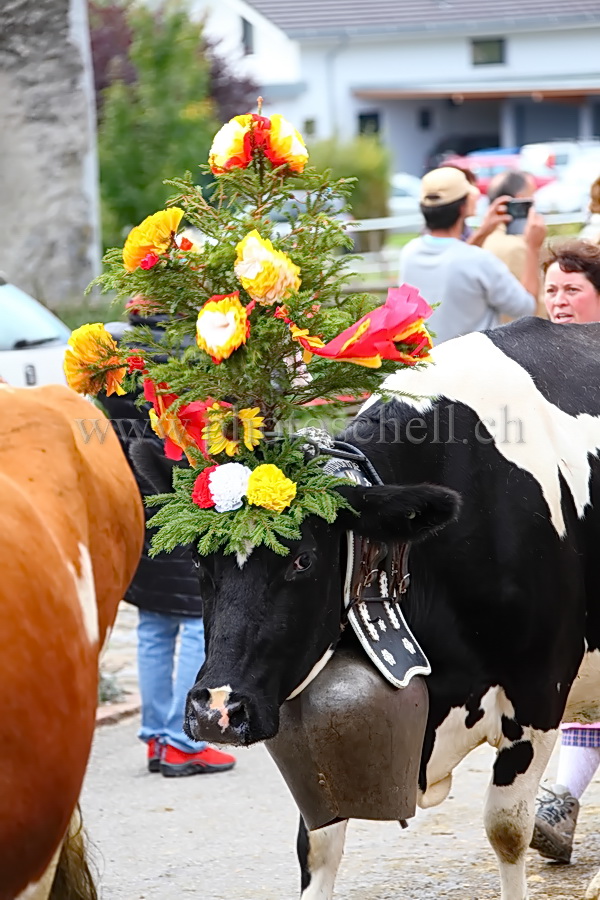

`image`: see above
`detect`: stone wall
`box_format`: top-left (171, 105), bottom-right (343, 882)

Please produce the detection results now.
top-left (0, 0), bottom-right (101, 308)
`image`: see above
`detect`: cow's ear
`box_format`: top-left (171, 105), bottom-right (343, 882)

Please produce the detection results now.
top-left (335, 483), bottom-right (461, 543)
top-left (129, 439), bottom-right (187, 493)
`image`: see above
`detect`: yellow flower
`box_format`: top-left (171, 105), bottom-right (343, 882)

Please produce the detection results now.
top-left (204, 403), bottom-right (264, 457)
top-left (122, 208), bottom-right (184, 271)
top-left (63, 323), bottom-right (126, 397)
top-left (195, 292), bottom-right (249, 362)
top-left (247, 464), bottom-right (297, 513)
top-left (266, 114), bottom-right (308, 173)
top-left (235, 231), bottom-right (301, 306)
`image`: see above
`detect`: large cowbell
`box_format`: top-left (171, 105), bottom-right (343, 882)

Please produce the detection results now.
top-left (266, 646), bottom-right (429, 831)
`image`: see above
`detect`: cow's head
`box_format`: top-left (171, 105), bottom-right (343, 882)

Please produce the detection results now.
top-left (132, 442), bottom-right (460, 746)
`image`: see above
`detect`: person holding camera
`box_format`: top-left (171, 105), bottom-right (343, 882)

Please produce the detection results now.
top-left (399, 167), bottom-right (546, 344)
top-left (481, 171), bottom-right (539, 281)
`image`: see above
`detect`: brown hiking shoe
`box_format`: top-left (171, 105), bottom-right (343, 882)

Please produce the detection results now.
top-left (530, 784), bottom-right (579, 863)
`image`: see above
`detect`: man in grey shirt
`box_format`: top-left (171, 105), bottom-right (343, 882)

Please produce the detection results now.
top-left (399, 167), bottom-right (546, 344)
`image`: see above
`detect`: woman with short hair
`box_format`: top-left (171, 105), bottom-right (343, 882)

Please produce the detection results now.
top-left (531, 239), bottom-right (600, 863)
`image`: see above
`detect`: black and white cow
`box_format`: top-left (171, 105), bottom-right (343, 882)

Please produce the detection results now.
top-left (135, 317), bottom-right (600, 900)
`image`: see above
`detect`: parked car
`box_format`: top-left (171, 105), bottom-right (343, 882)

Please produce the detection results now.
top-left (0, 278), bottom-right (70, 386)
top-left (424, 133), bottom-right (499, 171)
top-left (520, 140), bottom-right (600, 177)
top-left (388, 173), bottom-right (422, 217)
top-left (534, 154), bottom-right (600, 214)
top-left (447, 152), bottom-right (555, 195)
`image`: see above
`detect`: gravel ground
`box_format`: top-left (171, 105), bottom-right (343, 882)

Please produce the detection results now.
top-left (82, 718), bottom-right (600, 899)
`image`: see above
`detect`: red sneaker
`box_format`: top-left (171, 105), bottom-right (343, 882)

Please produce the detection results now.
top-left (147, 738), bottom-right (162, 773)
top-left (160, 743), bottom-right (236, 777)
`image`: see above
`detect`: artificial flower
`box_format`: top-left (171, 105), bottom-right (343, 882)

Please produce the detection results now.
top-left (209, 114), bottom-right (270, 174)
top-left (122, 207), bottom-right (184, 271)
top-left (140, 252), bottom-right (160, 270)
top-left (144, 379), bottom-right (211, 463)
top-left (289, 285), bottom-right (433, 368)
top-left (247, 464), bottom-right (297, 513)
top-left (265, 114), bottom-right (308, 173)
top-left (63, 323), bottom-right (126, 397)
top-left (208, 463), bottom-right (252, 513)
top-left (127, 355), bottom-right (146, 373)
top-left (204, 402), bottom-right (264, 457)
top-left (195, 292), bottom-right (250, 363)
top-left (235, 231), bottom-right (301, 306)
top-left (208, 113), bottom-right (307, 174)
top-left (192, 465), bottom-right (218, 509)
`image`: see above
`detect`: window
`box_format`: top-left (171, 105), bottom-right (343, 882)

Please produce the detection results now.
top-left (418, 108), bottom-right (432, 130)
top-left (303, 118), bottom-right (316, 137)
top-left (471, 38), bottom-right (505, 66)
top-left (241, 17), bottom-right (254, 55)
top-left (358, 112), bottom-right (380, 135)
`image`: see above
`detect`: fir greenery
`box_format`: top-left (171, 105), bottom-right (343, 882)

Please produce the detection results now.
top-left (87, 114), bottom-right (431, 557)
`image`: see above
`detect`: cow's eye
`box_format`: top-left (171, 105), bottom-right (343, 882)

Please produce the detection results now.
top-left (293, 552), bottom-right (312, 572)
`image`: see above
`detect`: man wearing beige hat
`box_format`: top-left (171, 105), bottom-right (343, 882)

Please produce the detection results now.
top-left (399, 167), bottom-right (546, 344)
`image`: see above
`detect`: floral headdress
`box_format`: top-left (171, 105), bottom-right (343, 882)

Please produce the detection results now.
top-left (67, 102), bottom-right (433, 556)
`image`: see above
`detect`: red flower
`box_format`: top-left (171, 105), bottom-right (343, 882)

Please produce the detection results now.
top-left (140, 252), bottom-right (160, 270)
top-left (143, 379), bottom-right (213, 461)
top-left (127, 355), bottom-right (146, 373)
top-left (192, 465), bottom-right (218, 509)
top-left (179, 237), bottom-right (193, 251)
top-left (291, 285), bottom-right (433, 369)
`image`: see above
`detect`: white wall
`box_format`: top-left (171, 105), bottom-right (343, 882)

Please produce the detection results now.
top-left (187, 0), bottom-right (301, 87)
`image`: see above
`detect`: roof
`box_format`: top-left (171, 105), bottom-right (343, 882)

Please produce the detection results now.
top-left (245, 0), bottom-right (600, 38)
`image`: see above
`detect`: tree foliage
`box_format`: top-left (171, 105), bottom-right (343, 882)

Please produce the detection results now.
top-left (94, 1), bottom-right (257, 248)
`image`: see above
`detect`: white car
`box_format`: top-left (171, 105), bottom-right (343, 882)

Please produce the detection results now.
top-left (0, 278), bottom-right (71, 387)
top-left (534, 154), bottom-right (600, 215)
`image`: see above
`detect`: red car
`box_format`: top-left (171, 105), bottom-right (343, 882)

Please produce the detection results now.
top-left (443, 153), bottom-right (556, 195)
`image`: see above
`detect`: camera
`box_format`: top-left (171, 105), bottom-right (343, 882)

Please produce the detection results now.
top-left (505, 198), bottom-right (533, 235)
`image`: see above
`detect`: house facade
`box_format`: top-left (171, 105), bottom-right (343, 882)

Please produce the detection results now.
top-left (191, 0), bottom-right (600, 175)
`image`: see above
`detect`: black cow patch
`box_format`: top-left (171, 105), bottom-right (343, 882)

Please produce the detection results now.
top-left (501, 716), bottom-right (524, 742)
top-left (493, 740), bottom-right (534, 787)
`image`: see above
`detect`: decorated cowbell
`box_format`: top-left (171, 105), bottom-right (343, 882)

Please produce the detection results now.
top-left (266, 645), bottom-right (429, 831)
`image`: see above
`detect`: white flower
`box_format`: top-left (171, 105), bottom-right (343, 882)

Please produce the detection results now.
top-left (208, 463), bottom-right (252, 513)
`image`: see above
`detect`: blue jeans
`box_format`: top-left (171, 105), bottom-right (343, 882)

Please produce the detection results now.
top-left (137, 609), bottom-right (206, 752)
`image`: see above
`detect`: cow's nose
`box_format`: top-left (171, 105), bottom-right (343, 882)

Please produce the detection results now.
top-left (184, 688), bottom-right (250, 745)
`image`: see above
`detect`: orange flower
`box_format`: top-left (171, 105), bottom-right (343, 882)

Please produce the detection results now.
top-left (122, 208), bottom-right (184, 271)
top-left (63, 323), bottom-right (126, 396)
top-left (289, 285), bottom-right (433, 368)
top-left (209, 113), bottom-right (308, 175)
top-left (265, 114), bottom-right (308, 173)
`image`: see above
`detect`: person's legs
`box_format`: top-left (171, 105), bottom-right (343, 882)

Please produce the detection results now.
top-left (159, 615), bottom-right (236, 776)
top-left (137, 609), bottom-right (179, 747)
top-left (556, 743), bottom-right (600, 798)
top-left (163, 615), bottom-right (206, 752)
top-left (531, 727), bottom-right (600, 862)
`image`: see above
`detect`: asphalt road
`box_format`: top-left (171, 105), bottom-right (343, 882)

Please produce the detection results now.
top-left (82, 719), bottom-right (600, 899)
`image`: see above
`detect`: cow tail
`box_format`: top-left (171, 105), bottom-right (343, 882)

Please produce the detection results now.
top-left (49, 805), bottom-right (98, 900)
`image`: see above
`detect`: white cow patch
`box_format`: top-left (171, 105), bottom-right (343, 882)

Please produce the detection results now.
top-left (67, 543), bottom-right (98, 645)
top-left (208, 685), bottom-right (233, 731)
top-left (421, 685), bottom-right (516, 809)
top-left (287, 646), bottom-right (335, 700)
top-left (15, 844), bottom-right (61, 899)
top-left (366, 331), bottom-right (600, 536)
top-left (236, 544), bottom-right (254, 569)
top-left (565, 649), bottom-right (600, 723)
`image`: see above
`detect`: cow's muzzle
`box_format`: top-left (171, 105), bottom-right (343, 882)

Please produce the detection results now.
top-left (183, 685), bottom-right (279, 746)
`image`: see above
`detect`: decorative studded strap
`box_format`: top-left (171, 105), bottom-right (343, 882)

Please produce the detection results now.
top-left (322, 454), bottom-right (431, 689)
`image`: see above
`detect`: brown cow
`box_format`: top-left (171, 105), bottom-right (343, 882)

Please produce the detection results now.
top-left (0, 384), bottom-right (144, 900)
